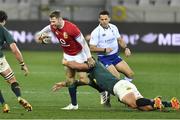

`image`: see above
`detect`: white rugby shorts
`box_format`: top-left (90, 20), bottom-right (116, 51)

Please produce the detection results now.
top-left (63, 51), bottom-right (87, 63)
top-left (0, 56), bottom-right (10, 73)
top-left (113, 80), bottom-right (143, 101)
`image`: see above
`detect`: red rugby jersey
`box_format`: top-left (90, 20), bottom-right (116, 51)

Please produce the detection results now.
top-left (51, 20), bottom-right (82, 55)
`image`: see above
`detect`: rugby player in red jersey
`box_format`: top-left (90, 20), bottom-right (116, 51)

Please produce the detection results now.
top-left (36, 10), bottom-right (100, 110)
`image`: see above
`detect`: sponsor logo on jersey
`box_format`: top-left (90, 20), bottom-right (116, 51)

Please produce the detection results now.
top-left (126, 87), bottom-right (132, 90)
top-left (102, 33), bottom-right (106, 37)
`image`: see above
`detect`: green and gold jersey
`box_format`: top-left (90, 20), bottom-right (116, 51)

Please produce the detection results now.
top-left (88, 61), bottom-right (119, 95)
top-left (0, 25), bottom-right (14, 57)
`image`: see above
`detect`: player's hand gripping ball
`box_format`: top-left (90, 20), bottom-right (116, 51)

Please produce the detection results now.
top-left (40, 33), bottom-right (51, 44)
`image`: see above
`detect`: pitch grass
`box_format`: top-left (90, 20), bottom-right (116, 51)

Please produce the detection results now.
top-left (0, 51), bottom-right (180, 119)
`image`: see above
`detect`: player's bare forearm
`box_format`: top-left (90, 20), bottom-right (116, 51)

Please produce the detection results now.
top-left (118, 37), bottom-right (127, 49)
top-left (52, 81), bottom-right (67, 92)
top-left (90, 45), bottom-right (106, 53)
top-left (118, 37), bottom-right (131, 57)
top-left (64, 61), bottom-right (90, 72)
top-left (10, 43), bottom-right (29, 76)
top-left (10, 43), bottom-right (24, 63)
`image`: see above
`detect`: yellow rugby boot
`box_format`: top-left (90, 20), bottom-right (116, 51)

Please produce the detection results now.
top-left (171, 97), bottom-right (180, 110)
top-left (2, 104), bottom-right (10, 113)
top-left (154, 97), bottom-right (164, 111)
top-left (18, 97), bottom-right (32, 111)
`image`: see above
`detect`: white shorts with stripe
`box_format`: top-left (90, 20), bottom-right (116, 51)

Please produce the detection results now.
top-left (0, 56), bottom-right (10, 73)
top-left (113, 80), bottom-right (143, 101)
top-left (63, 51), bottom-right (87, 63)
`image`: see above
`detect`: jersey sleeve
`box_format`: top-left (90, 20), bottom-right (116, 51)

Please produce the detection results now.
top-left (36, 25), bottom-right (51, 35)
top-left (89, 29), bottom-right (99, 46)
top-left (76, 34), bottom-right (92, 58)
top-left (3, 27), bottom-right (14, 44)
top-left (70, 24), bottom-right (81, 39)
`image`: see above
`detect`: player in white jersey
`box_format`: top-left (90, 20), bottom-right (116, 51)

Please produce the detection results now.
top-left (89, 10), bottom-right (134, 105)
top-left (90, 10), bottom-right (134, 82)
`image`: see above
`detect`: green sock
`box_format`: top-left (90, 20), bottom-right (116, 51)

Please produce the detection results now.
top-left (11, 82), bottom-right (21, 97)
top-left (162, 101), bottom-right (172, 107)
top-left (88, 80), bottom-right (104, 93)
top-left (0, 90), bottom-right (5, 105)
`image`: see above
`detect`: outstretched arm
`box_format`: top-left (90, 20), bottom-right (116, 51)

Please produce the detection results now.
top-left (53, 60), bottom-right (93, 92)
top-left (52, 81), bottom-right (67, 92)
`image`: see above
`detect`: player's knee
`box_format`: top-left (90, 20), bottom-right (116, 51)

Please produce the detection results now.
top-left (127, 71), bottom-right (134, 79)
top-left (6, 76), bottom-right (16, 84)
top-left (122, 97), bottom-right (137, 109)
top-left (79, 77), bottom-right (89, 84)
top-left (79, 76), bottom-right (86, 80)
top-left (66, 77), bottom-right (75, 85)
top-left (128, 102), bottom-right (137, 109)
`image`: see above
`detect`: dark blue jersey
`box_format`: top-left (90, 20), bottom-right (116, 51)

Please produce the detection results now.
top-left (88, 61), bottom-right (119, 95)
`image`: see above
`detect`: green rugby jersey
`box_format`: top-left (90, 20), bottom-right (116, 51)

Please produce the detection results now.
top-left (88, 61), bottom-right (119, 95)
top-left (0, 25), bottom-right (14, 58)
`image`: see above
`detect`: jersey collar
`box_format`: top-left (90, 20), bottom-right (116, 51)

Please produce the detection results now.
top-left (99, 24), bottom-right (110, 30)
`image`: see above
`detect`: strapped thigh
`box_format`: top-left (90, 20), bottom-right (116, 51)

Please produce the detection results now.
top-left (4, 71), bottom-right (14, 80)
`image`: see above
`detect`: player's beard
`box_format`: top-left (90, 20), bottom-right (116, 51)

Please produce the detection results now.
top-left (56, 24), bottom-right (61, 28)
top-left (52, 24), bottom-right (61, 29)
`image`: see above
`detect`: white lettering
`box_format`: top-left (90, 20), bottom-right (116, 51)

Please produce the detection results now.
top-left (26, 32), bottom-right (34, 42)
top-left (172, 34), bottom-right (180, 46)
top-left (13, 31), bottom-right (26, 43)
top-left (8, 30), bottom-right (180, 48)
top-left (59, 39), bottom-right (66, 44)
top-left (158, 33), bottom-right (171, 46)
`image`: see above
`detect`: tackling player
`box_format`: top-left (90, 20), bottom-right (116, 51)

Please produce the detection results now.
top-left (53, 60), bottom-right (180, 111)
top-left (0, 10), bottom-right (32, 113)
